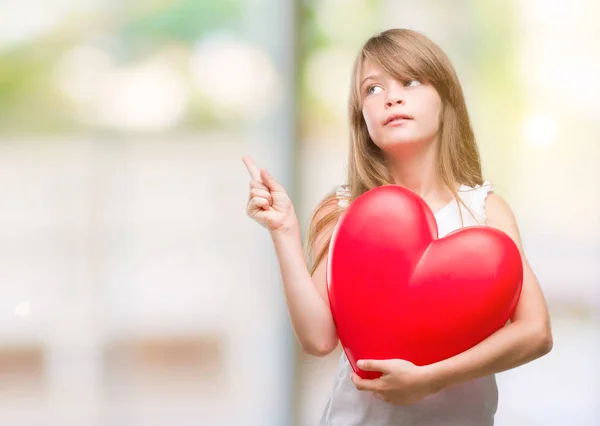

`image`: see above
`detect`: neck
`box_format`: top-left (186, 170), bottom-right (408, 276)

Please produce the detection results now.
top-left (385, 140), bottom-right (445, 199)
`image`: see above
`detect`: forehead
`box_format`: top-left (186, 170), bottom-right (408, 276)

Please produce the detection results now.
top-left (360, 59), bottom-right (384, 80)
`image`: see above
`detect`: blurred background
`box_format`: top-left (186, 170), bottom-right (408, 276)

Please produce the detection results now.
top-left (0, 0), bottom-right (599, 425)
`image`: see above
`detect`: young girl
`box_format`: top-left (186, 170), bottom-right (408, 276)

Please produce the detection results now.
top-left (242, 28), bottom-right (552, 426)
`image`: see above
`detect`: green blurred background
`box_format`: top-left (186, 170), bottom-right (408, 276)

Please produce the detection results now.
top-left (0, 0), bottom-right (599, 425)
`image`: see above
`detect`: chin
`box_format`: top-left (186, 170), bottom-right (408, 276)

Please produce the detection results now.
top-left (375, 133), bottom-right (437, 154)
top-left (376, 137), bottom-right (423, 152)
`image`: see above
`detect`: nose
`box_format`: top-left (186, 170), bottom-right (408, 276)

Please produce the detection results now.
top-left (385, 89), bottom-right (404, 108)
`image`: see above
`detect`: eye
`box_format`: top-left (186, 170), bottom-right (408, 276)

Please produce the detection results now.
top-left (366, 85), bottom-right (383, 95)
top-left (405, 79), bottom-right (422, 87)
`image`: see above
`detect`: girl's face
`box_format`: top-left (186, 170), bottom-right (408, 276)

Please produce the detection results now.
top-left (360, 59), bottom-right (442, 154)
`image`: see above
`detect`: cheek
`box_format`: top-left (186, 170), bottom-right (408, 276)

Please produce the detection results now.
top-left (361, 107), bottom-right (376, 134)
top-left (424, 97), bottom-right (442, 131)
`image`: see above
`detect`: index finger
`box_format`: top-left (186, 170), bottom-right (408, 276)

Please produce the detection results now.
top-left (242, 156), bottom-right (262, 181)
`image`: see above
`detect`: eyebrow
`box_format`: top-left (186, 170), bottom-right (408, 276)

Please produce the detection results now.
top-left (360, 74), bottom-right (380, 87)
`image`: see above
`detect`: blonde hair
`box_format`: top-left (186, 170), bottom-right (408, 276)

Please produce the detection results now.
top-left (305, 28), bottom-right (484, 274)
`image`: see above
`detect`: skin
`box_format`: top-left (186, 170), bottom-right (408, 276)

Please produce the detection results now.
top-left (242, 58), bottom-right (553, 406)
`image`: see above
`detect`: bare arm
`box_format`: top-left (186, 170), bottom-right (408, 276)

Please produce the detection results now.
top-left (351, 193), bottom-right (554, 404)
top-left (243, 156), bottom-right (338, 356)
top-left (427, 193), bottom-right (553, 388)
top-left (270, 206), bottom-right (339, 356)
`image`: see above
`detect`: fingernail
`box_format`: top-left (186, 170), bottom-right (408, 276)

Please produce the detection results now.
top-left (357, 360), bottom-right (364, 368)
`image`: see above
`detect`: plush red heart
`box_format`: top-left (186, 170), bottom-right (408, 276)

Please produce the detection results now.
top-left (327, 185), bottom-right (523, 379)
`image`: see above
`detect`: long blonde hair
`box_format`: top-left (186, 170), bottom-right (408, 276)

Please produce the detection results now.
top-left (305, 28), bottom-right (484, 274)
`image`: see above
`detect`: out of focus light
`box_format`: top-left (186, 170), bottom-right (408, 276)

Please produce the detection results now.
top-left (535, 59), bottom-right (600, 119)
top-left (94, 62), bottom-right (189, 131)
top-left (55, 45), bottom-right (113, 103)
top-left (191, 34), bottom-right (281, 120)
top-left (521, 114), bottom-right (557, 147)
top-left (14, 301), bottom-right (31, 317)
top-left (523, 0), bottom-right (586, 25)
top-left (520, 0), bottom-right (599, 119)
top-left (315, 0), bottom-right (374, 44)
top-left (305, 48), bottom-right (355, 119)
top-left (56, 46), bottom-right (189, 132)
top-left (0, 0), bottom-right (67, 49)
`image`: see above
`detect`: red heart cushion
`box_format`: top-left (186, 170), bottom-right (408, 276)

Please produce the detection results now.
top-left (327, 185), bottom-right (523, 379)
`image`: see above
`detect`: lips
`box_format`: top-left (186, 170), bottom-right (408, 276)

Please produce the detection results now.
top-left (384, 113), bottom-right (413, 126)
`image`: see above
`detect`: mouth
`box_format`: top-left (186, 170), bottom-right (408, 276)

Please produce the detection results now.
top-left (384, 113), bottom-right (413, 126)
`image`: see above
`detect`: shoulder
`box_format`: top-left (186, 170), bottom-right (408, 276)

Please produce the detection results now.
top-left (309, 184), bottom-right (347, 227)
top-left (484, 192), bottom-right (522, 249)
top-left (306, 186), bottom-right (346, 268)
top-left (312, 195), bottom-right (340, 222)
top-left (485, 193), bottom-right (517, 226)
top-left (335, 184), bottom-right (351, 208)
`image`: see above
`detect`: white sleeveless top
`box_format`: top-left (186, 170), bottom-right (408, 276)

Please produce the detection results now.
top-left (320, 181), bottom-right (497, 426)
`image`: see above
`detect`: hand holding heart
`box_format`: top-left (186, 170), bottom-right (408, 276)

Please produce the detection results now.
top-left (327, 185), bottom-right (523, 379)
top-left (350, 358), bottom-right (438, 405)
